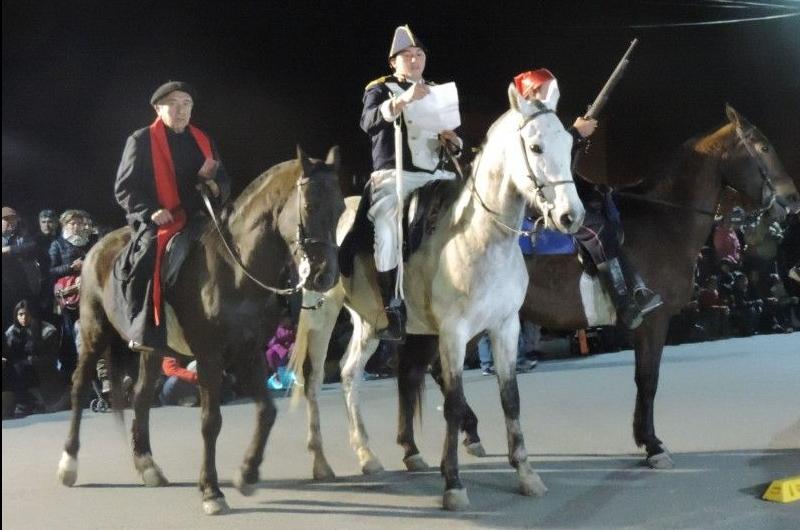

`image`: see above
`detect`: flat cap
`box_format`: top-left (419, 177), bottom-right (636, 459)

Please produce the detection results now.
top-left (150, 81), bottom-right (196, 105)
top-left (2, 206), bottom-right (18, 218)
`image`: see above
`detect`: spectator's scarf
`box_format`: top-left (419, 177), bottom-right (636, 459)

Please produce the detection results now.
top-left (149, 117), bottom-right (212, 326)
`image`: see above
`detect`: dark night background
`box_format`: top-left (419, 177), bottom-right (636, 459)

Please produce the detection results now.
top-left (3, 1), bottom-right (799, 228)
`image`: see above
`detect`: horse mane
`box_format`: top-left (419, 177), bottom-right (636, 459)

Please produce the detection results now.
top-left (228, 159), bottom-right (300, 230)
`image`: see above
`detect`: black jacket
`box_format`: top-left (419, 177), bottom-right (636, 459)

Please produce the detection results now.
top-left (48, 236), bottom-right (92, 279)
top-left (114, 125), bottom-right (231, 228)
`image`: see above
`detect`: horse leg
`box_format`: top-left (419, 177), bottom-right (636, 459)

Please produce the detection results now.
top-left (232, 347), bottom-right (277, 496)
top-left (632, 313), bottom-right (674, 469)
top-left (437, 329), bottom-right (470, 511)
top-left (196, 354), bottom-right (227, 515)
top-left (397, 334), bottom-right (433, 471)
top-left (340, 310), bottom-right (383, 474)
top-left (430, 356), bottom-right (484, 456)
top-left (488, 319), bottom-right (547, 498)
top-left (131, 351), bottom-right (169, 488)
top-left (303, 294), bottom-right (342, 480)
top-left (58, 307), bottom-right (109, 486)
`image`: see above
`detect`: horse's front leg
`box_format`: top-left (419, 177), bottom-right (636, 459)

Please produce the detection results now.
top-left (340, 312), bottom-right (383, 474)
top-left (131, 351), bottom-right (169, 488)
top-left (488, 318), bottom-right (547, 498)
top-left (430, 356), bottom-right (484, 456)
top-left (233, 347), bottom-right (277, 497)
top-left (437, 329), bottom-right (470, 511)
top-left (196, 354), bottom-right (227, 515)
top-left (632, 313), bottom-right (674, 469)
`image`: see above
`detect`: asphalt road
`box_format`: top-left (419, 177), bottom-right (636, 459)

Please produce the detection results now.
top-left (3, 333), bottom-right (799, 529)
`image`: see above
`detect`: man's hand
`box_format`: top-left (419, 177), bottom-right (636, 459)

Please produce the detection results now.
top-left (392, 81), bottom-right (430, 114)
top-left (196, 180), bottom-right (220, 198)
top-left (70, 258), bottom-right (83, 272)
top-left (151, 208), bottom-right (174, 226)
top-left (197, 158), bottom-right (219, 180)
top-left (439, 130), bottom-right (459, 144)
top-left (573, 117), bottom-right (598, 138)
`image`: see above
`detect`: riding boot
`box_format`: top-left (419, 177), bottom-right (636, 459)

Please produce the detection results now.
top-left (619, 252), bottom-right (664, 316)
top-left (597, 257), bottom-right (644, 330)
top-left (376, 268), bottom-right (406, 342)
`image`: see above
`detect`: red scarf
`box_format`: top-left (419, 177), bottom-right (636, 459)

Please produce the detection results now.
top-left (149, 118), bottom-right (213, 326)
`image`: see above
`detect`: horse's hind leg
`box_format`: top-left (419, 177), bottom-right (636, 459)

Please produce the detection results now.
top-left (196, 354), bottom-right (227, 515)
top-left (488, 319), bottom-right (547, 498)
top-left (340, 310), bottom-right (383, 474)
top-left (59, 308), bottom-right (109, 486)
top-left (632, 313), bottom-right (674, 469)
top-left (131, 351), bottom-right (169, 487)
top-left (397, 334), bottom-right (434, 471)
top-left (233, 346), bottom-right (277, 496)
top-left (430, 355), bottom-right (484, 456)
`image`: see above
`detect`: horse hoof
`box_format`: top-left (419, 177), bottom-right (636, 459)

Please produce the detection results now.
top-left (141, 466), bottom-right (169, 487)
top-left (361, 458), bottom-right (384, 475)
top-left (202, 497), bottom-right (229, 516)
top-left (312, 460), bottom-right (336, 481)
top-left (57, 452), bottom-right (78, 487)
top-left (233, 469), bottom-right (257, 496)
top-left (443, 488), bottom-right (470, 511)
top-left (403, 453), bottom-right (430, 472)
top-left (519, 471), bottom-right (548, 497)
top-left (647, 451), bottom-right (674, 470)
top-left (464, 442), bottom-right (486, 457)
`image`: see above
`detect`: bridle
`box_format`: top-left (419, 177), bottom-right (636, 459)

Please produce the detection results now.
top-left (201, 173), bottom-right (336, 309)
top-left (464, 101), bottom-right (576, 237)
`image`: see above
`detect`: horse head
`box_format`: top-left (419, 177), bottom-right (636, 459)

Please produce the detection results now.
top-left (503, 80), bottom-right (585, 233)
top-left (279, 146), bottom-right (344, 292)
top-left (723, 104), bottom-right (800, 222)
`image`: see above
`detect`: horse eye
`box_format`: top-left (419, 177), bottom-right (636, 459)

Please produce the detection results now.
top-left (529, 144), bottom-right (543, 154)
top-left (759, 145), bottom-right (769, 153)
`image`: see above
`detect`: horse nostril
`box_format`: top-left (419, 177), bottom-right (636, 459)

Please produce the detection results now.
top-left (560, 213), bottom-right (574, 227)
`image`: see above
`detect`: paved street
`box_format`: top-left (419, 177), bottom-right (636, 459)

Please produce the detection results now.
top-left (3, 333), bottom-right (799, 529)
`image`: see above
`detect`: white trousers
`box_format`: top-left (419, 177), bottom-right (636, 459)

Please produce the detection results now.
top-left (368, 168), bottom-right (456, 272)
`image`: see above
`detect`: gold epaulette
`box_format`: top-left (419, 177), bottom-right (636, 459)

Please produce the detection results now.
top-left (365, 75), bottom-right (392, 90)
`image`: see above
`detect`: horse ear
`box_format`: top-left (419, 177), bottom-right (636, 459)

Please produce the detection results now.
top-left (297, 145), bottom-right (312, 176)
top-left (508, 82), bottom-right (523, 112)
top-left (325, 145), bottom-right (341, 171)
top-left (725, 104), bottom-right (741, 127)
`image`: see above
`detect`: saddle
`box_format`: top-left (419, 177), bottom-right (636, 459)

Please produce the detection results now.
top-left (339, 179), bottom-right (460, 277)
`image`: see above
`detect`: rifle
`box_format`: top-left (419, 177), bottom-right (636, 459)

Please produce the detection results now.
top-left (573, 38), bottom-right (638, 169)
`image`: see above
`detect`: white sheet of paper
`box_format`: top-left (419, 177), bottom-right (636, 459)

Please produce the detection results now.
top-left (403, 82), bottom-right (461, 132)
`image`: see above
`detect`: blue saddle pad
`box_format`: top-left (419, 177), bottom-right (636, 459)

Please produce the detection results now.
top-left (518, 218), bottom-right (577, 256)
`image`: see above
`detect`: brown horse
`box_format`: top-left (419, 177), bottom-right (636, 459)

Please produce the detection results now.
top-left (57, 147), bottom-right (344, 515)
top-left (393, 105), bottom-right (799, 470)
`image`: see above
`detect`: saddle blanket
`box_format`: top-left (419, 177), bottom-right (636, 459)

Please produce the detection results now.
top-left (518, 217), bottom-right (577, 256)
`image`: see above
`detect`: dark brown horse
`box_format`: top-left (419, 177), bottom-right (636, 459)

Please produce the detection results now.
top-left (391, 105), bottom-right (800, 471)
top-left (57, 147), bottom-right (344, 515)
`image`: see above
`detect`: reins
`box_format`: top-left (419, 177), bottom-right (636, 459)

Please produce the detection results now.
top-left (200, 179), bottom-right (326, 310)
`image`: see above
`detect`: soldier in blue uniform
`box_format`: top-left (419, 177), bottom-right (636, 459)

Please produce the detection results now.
top-left (360, 25), bottom-right (463, 341)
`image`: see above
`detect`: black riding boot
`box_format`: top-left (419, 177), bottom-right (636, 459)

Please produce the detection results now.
top-left (598, 257), bottom-right (644, 330)
top-left (376, 268), bottom-right (406, 342)
top-left (619, 252), bottom-right (664, 316)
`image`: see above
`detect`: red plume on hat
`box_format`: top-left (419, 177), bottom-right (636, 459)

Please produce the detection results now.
top-left (513, 69), bottom-right (555, 98)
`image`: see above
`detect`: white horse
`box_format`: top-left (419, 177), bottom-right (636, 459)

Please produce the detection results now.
top-left (291, 82), bottom-right (584, 511)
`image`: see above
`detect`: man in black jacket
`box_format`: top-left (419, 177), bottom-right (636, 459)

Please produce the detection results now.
top-left (113, 81), bottom-right (230, 352)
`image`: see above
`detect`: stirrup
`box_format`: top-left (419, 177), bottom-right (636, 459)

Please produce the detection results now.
top-left (634, 288), bottom-right (664, 315)
top-left (128, 340), bottom-right (154, 353)
top-left (377, 305), bottom-right (406, 342)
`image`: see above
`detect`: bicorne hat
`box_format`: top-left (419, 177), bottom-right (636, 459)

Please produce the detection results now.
top-left (389, 25), bottom-right (425, 58)
top-left (150, 81), bottom-right (196, 106)
top-left (513, 69), bottom-right (555, 98)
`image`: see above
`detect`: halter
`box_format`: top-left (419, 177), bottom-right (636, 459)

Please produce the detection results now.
top-left (201, 174), bottom-right (334, 309)
top-left (733, 125), bottom-right (777, 216)
top-left (466, 101), bottom-right (576, 237)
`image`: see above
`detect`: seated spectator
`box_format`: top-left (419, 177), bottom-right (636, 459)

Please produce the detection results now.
top-left (717, 257), bottom-right (738, 300)
top-left (160, 356), bottom-right (199, 406)
top-left (763, 273), bottom-right (798, 333)
top-left (728, 272), bottom-right (763, 337)
top-left (3, 300), bottom-right (59, 417)
top-left (713, 209), bottom-right (744, 269)
top-left (742, 213), bottom-right (783, 299)
top-left (697, 276), bottom-right (731, 339)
